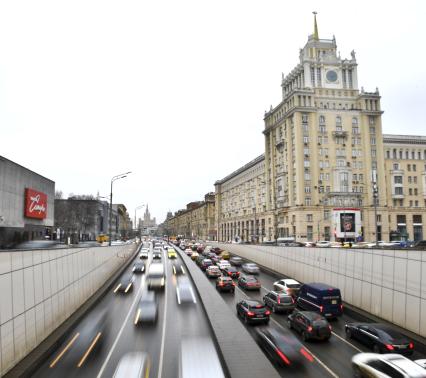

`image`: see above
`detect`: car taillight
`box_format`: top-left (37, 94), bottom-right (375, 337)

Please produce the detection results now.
top-left (319, 305), bottom-right (323, 313)
top-left (232, 282), bottom-right (236, 286)
top-left (247, 311), bottom-right (255, 317)
top-left (277, 297), bottom-right (281, 304)
top-left (340, 304), bottom-right (343, 312)
top-left (385, 344), bottom-right (394, 351)
top-left (276, 349), bottom-right (290, 365)
top-left (307, 326), bottom-right (313, 332)
top-left (218, 282), bottom-right (224, 286)
top-left (328, 325), bottom-right (332, 331)
top-left (228, 272), bottom-right (232, 276)
top-left (409, 342), bottom-right (414, 349)
top-left (300, 348), bottom-right (314, 362)
top-left (265, 310), bottom-right (271, 315)
top-left (291, 297), bottom-right (295, 304)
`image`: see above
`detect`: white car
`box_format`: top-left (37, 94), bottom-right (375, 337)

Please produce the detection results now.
top-left (241, 263), bottom-right (260, 274)
top-left (273, 278), bottom-right (301, 296)
top-left (217, 260), bottom-right (231, 270)
top-left (316, 240), bottom-right (331, 248)
top-left (352, 353), bottom-right (426, 378)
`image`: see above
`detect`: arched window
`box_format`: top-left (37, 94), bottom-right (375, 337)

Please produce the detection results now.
top-left (319, 115), bottom-right (325, 125)
top-left (352, 117), bottom-right (358, 126)
top-left (393, 149), bottom-right (397, 159)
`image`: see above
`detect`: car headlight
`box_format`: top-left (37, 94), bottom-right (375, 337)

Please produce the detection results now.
top-left (161, 278), bottom-right (165, 286)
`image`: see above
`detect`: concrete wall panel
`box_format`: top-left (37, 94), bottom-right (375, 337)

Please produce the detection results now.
top-left (371, 284), bottom-right (382, 316)
top-left (392, 291), bottom-right (406, 327)
top-left (405, 295), bottom-right (420, 335)
top-left (0, 274), bottom-right (13, 323)
top-left (12, 270), bottom-right (25, 316)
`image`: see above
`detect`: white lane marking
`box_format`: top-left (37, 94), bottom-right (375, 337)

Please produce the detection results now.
top-left (234, 285), bottom-right (339, 378)
top-left (331, 331), bottom-right (362, 352)
top-left (96, 253), bottom-right (150, 378)
top-left (270, 317), bottom-right (339, 378)
top-left (157, 249), bottom-right (168, 378)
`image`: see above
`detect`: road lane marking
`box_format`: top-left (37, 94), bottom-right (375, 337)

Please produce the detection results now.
top-left (113, 283), bottom-right (121, 293)
top-left (96, 263), bottom-right (147, 378)
top-left (331, 331), bottom-right (362, 352)
top-left (77, 332), bottom-right (102, 368)
top-left (234, 285), bottom-right (339, 378)
top-left (158, 249), bottom-right (168, 378)
top-left (49, 332), bottom-right (80, 368)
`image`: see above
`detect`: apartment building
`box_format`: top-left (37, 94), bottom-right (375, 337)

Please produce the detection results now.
top-left (215, 155), bottom-right (273, 242)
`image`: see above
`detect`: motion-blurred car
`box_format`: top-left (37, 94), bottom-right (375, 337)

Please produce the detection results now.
top-left (147, 263), bottom-right (165, 290)
top-left (134, 291), bottom-right (158, 325)
top-left (153, 251), bottom-right (162, 259)
top-left (287, 310), bottom-right (331, 341)
top-left (132, 262), bottom-right (145, 274)
top-left (219, 250), bottom-right (230, 260)
top-left (168, 248), bottom-right (177, 259)
top-left (216, 276), bottom-right (235, 293)
top-left (206, 265), bottom-right (222, 278)
top-left (351, 353), bottom-right (426, 378)
top-left (191, 252), bottom-right (199, 260)
top-left (113, 352), bottom-right (150, 378)
top-left (345, 323), bottom-right (414, 355)
top-left (114, 274), bottom-right (135, 294)
top-left (172, 263), bottom-right (186, 276)
top-left (222, 266), bottom-right (240, 278)
top-left (185, 248), bottom-right (193, 256)
top-left (200, 259), bottom-right (213, 271)
top-left (12, 240), bottom-right (67, 250)
top-left (230, 256), bottom-right (243, 266)
top-left (179, 337), bottom-right (225, 378)
top-left (273, 278), bottom-right (301, 297)
top-left (255, 327), bottom-right (314, 367)
top-left (236, 300), bottom-right (270, 324)
top-left (139, 249), bottom-right (149, 259)
top-left (238, 275), bottom-right (261, 290)
top-left (242, 263), bottom-right (260, 274)
top-left (304, 242), bottom-right (316, 247)
top-left (263, 291), bottom-right (295, 313)
top-left (176, 277), bottom-right (196, 305)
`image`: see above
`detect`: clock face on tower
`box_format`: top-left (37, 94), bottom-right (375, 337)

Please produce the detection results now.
top-left (326, 70), bottom-right (338, 82)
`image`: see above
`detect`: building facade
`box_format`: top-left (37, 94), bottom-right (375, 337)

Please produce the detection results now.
top-left (215, 155), bottom-right (273, 242)
top-left (0, 156), bottom-right (55, 248)
top-left (263, 17), bottom-right (386, 242)
top-left (165, 193), bottom-right (216, 241)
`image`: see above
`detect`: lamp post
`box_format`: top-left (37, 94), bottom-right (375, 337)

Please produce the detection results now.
top-left (373, 182), bottom-right (379, 247)
top-left (109, 171), bottom-right (131, 246)
top-left (134, 204), bottom-right (145, 240)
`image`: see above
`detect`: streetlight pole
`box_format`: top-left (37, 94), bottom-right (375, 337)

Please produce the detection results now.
top-left (134, 204), bottom-right (145, 239)
top-left (109, 171), bottom-right (131, 246)
top-left (373, 182), bottom-right (378, 247)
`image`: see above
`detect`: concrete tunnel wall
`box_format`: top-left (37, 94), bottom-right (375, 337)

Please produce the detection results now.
top-left (0, 245), bottom-right (135, 376)
top-left (218, 244), bottom-right (426, 338)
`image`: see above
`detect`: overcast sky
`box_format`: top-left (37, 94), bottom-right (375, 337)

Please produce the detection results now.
top-left (1, 0), bottom-right (425, 224)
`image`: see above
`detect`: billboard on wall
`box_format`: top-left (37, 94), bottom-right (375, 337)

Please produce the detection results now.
top-left (340, 213), bottom-right (355, 232)
top-left (24, 188), bottom-right (47, 219)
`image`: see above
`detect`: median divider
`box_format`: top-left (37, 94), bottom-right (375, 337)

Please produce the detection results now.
top-left (4, 243), bottom-right (141, 378)
top-left (176, 247), bottom-right (281, 378)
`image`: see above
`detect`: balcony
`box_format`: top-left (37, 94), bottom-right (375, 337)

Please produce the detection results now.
top-left (332, 130), bottom-right (348, 138)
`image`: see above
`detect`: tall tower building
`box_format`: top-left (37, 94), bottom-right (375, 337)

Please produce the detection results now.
top-left (264, 14), bottom-right (385, 242)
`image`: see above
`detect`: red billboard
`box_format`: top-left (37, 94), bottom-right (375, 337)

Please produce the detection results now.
top-left (25, 188), bottom-right (47, 219)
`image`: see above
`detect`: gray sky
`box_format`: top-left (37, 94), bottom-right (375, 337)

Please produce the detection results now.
top-left (1, 0), bottom-right (425, 223)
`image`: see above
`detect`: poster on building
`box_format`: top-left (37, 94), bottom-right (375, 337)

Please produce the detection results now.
top-left (24, 188), bottom-right (47, 219)
top-left (340, 213), bottom-right (355, 233)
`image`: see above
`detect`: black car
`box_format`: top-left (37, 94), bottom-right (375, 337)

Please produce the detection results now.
top-left (287, 310), bottom-right (331, 341)
top-left (196, 255), bottom-right (206, 266)
top-left (114, 274), bottom-right (135, 294)
top-left (263, 291), bottom-right (295, 313)
top-left (236, 300), bottom-right (270, 324)
top-left (255, 327), bottom-right (314, 367)
top-left (222, 266), bottom-right (240, 278)
top-left (345, 323), bottom-right (414, 355)
top-left (200, 259), bottom-right (213, 271)
top-left (216, 276), bottom-right (235, 293)
top-left (238, 275), bottom-right (261, 290)
top-left (134, 291), bottom-right (158, 325)
top-left (132, 262), bottom-right (145, 274)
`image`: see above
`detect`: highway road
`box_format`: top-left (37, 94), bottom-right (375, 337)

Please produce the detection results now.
top-left (31, 242), bottom-right (219, 378)
top-left (179, 246), bottom-right (426, 378)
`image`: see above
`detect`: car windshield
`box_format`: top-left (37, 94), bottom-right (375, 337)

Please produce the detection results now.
top-left (286, 283), bottom-right (301, 289)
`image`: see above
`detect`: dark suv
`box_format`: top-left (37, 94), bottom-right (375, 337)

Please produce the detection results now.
top-left (236, 300), bottom-right (270, 324)
top-left (263, 291), bottom-right (295, 313)
top-left (216, 276), bottom-right (235, 293)
top-left (222, 266), bottom-right (240, 278)
top-left (287, 310), bottom-right (331, 341)
top-left (200, 259), bottom-right (213, 271)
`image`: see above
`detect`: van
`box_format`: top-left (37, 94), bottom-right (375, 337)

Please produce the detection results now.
top-left (297, 282), bottom-right (343, 319)
top-left (147, 263), bottom-right (165, 290)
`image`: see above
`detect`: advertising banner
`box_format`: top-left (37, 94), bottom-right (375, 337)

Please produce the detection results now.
top-left (24, 188), bottom-right (47, 219)
top-left (340, 213), bottom-right (355, 233)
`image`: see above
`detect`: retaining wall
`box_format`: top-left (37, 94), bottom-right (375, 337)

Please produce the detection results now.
top-left (0, 245), bottom-right (135, 376)
top-left (218, 244), bottom-right (426, 338)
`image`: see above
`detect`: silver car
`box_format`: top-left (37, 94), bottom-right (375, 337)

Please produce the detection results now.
top-left (242, 263), bottom-right (260, 274)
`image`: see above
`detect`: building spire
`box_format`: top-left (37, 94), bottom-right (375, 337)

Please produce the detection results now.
top-left (313, 11), bottom-right (319, 40)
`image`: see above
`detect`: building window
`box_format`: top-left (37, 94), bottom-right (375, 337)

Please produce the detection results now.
top-left (310, 67), bottom-right (315, 86)
top-left (336, 116), bottom-right (342, 130)
top-left (395, 187), bottom-right (403, 195)
top-left (369, 116), bottom-right (375, 125)
top-left (393, 163), bottom-right (399, 170)
top-left (305, 197), bottom-right (312, 206)
top-left (317, 68), bottom-right (322, 86)
top-left (307, 214), bottom-right (313, 222)
top-left (302, 114), bottom-right (308, 123)
top-left (413, 164), bottom-right (416, 172)
top-left (370, 137), bottom-right (376, 145)
top-left (348, 69), bottom-right (353, 88)
top-left (352, 125), bottom-right (359, 135)
top-left (307, 225), bottom-right (313, 241)
top-left (414, 176), bottom-right (417, 184)
top-left (304, 186), bottom-right (311, 193)
top-left (319, 115), bottom-right (325, 125)
top-left (408, 164), bottom-right (411, 171)
top-left (303, 136), bottom-right (309, 144)
top-left (409, 188), bottom-right (413, 195)
top-left (371, 149), bottom-right (376, 157)
top-left (408, 176), bottom-right (412, 183)
top-left (386, 150), bottom-right (390, 159)
top-left (413, 215), bottom-right (422, 223)
top-left (369, 126), bottom-right (376, 134)
top-left (304, 173), bottom-right (311, 180)
top-left (414, 188), bottom-right (418, 195)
